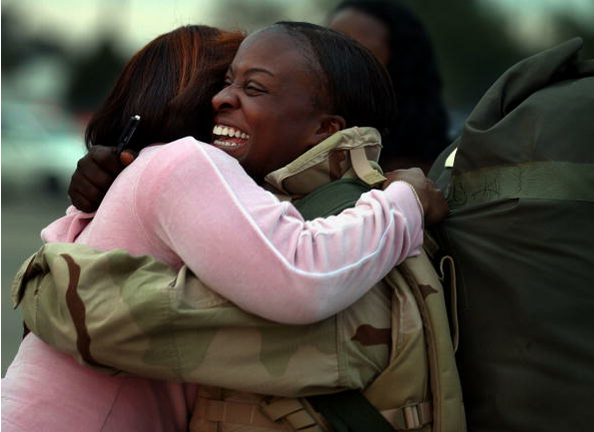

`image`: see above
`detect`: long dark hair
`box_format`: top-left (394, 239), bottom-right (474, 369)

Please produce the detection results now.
top-left (273, 21), bottom-right (397, 138)
top-left (330, 1), bottom-right (450, 162)
top-left (85, 25), bottom-right (244, 151)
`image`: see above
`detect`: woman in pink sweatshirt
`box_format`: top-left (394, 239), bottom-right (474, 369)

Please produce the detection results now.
top-left (2, 23), bottom-right (446, 432)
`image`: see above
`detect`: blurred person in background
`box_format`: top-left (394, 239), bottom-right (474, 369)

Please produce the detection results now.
top-left (3, 22), bottom-right (447, 432)
top-left (329, 0), bottom-right (451, 174)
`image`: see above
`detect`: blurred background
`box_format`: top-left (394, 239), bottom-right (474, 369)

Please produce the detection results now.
top-left (2, 0), bottom-right (593, 376)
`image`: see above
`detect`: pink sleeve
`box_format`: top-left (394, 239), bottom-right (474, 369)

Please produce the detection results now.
top-left (135, 140), bottom-right (424, 324)
top-left (41, 206), bottom-right (95, 243)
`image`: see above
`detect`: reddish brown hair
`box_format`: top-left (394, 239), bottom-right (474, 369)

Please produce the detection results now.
top-left (85, 25), bottom-right (244, 150)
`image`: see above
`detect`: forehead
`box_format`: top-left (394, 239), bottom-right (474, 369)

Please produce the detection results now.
top-left (329, 9), bottom-right (391, 65)
top-left (230, 28), bottom-right (313, 75)
top-left (330, 8), bottom-right (390, 44)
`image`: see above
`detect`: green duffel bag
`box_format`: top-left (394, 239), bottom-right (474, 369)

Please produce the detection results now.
top-left (428, 37), bottom-right (594, 432)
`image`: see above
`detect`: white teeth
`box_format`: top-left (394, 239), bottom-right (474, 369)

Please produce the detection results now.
top-left (213, 139), bottom-right (239, 147)
top-left (212, 125), bottom-right (250, 140)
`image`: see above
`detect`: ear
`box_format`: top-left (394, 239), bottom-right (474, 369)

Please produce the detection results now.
top-left (309, 114), bottom-right (346, 146)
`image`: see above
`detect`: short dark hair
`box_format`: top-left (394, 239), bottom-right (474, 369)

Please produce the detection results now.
top-left (85, 25), bottom-right (244, 151)
top-left (330, 1), bottom-right (450, 161)
top-left (272, 21), bottom-right (397, 138)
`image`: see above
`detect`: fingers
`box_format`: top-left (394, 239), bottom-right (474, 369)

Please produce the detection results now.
top-left (381, 168), bottom-right (425, 190)
top-left (424, 187), bottom-right (449, 225)
top-left (119, 150), bottom-right (137, 166)
top-left (68, 146), bottom-right (126, 212)
top-left (88, 146), bottom-right (124, 175)
top-left (68, 168), bottom-right (107, 212)
top-left (381, 167), bottom-right (449, 225)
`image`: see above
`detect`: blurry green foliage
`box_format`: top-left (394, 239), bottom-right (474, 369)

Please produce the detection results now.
top-left (397, 0), bottom-right (529, 108)
top-left (64, 38), bottom-right (127, 114)
top-left (1, 0), bottom-right (592, 116)
top-left (397, 0), bottom-right (594, 108)
top-left (1, 7), bottom-right (68, 76)
top-left (211, 0), bottom-right (286, 32)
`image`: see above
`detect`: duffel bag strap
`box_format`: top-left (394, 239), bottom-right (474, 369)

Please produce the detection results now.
top-left (439, 254), bottom-right (460, 352)
top-left (308, 390), bottom-right (398, 432)
top-left (262, 395), bottom-right (433, 432)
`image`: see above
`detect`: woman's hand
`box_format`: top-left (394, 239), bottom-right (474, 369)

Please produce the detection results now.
top-left (68, 146), bottom-right (136, 212)
top-left (382, 168), bottom-right (449, 225)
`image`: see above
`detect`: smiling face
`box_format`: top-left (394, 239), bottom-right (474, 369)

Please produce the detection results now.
top-left (211, 27), bottom-right (340, 182)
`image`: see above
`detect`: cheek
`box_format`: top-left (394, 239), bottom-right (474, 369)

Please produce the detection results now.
top-left (244, 102), bottom-right (318, 171)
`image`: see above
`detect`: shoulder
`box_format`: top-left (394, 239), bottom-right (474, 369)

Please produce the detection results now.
top-left (134, 136), bottom-right (247, 205)
top-left (142, 136), bottom-right (214, 164)
top-left (142, 136), bottom-right (239, 175)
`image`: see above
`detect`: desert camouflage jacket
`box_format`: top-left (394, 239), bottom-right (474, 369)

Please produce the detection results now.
top-left (13, 127), bottom-right (395, 397)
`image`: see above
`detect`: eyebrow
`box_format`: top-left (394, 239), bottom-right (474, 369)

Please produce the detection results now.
top-left (228, 65), bottom-right (275, 78)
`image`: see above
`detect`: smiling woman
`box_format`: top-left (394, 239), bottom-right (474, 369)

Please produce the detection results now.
top-left (211, 27), bottom-right (343, 181)
top-left (212, 22), bottom-right (397, 182)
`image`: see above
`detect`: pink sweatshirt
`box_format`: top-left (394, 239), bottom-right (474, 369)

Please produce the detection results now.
top-left (42, 136), bottom-right (423, 324)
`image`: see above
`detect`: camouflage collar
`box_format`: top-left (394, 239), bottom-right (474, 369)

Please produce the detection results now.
top-left (264, 127), bottom-right (386, 200)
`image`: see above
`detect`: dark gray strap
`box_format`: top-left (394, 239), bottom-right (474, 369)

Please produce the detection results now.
top-left (448, 161), bottom-right (594, 210)
top-left (308, 390), bottom-right (397, 432)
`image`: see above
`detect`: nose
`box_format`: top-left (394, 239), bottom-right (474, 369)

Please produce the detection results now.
top-left (212, 84), bottom-right (238, 113)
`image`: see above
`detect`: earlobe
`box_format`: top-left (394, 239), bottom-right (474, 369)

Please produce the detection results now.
top-left (315, 115), bottom-right (346, 142)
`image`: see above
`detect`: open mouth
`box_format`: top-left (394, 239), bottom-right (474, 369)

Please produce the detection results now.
top-left (212, 124), bottom-right (250, 148)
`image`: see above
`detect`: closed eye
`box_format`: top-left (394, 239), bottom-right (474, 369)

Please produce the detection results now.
top-left (244, 82), bottom-right (267, 95)
top-left (221, 74), bottom-right (268, 95)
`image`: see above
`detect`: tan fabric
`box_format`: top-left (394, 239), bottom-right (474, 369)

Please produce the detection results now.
top-left (191, 388), bottom-right (289, 432)
top-left (264, 127), bottom-right (383, 197)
